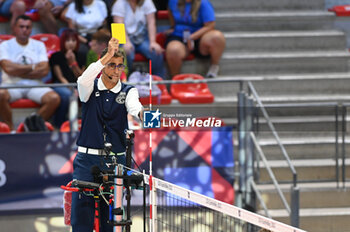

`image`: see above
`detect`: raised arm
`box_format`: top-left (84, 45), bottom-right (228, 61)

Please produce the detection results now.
top-left (77, 38), bottom-right (119, 102)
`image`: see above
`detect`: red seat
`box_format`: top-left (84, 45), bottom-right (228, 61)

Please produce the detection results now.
top-left (0, 122), bottom-right (10, 133)
top-left (16, 121), bottom-right (54, 132)
top-left (10, 99), bottom-right (40, 108)
top-left (60, 119), bottom-right (82, 132)
top-left (0, 34), bottom-right (14, 43)
top-left (31, 33), bottom-right (60, 58)
top-left (25, 10), bottom-right (40, 21)
top-left (0, 15), bottom-right (9, 23)
top-left (170, 74), bottom-right (214, 104)
top-left (156, 10), bottom-right (169, 20)
top-left (328, 5), bottom-right (350, 16)
top-left (139, 75), bottom-right (172, 105)
top-left (134, 53), bottom-right (147, 62)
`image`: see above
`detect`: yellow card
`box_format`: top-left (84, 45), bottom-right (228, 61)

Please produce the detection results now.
top-left (111, 23), bottom-right (126, 44)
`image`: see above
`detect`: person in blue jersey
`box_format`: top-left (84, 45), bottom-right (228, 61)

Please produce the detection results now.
top-left (165, 0), bottom-right (226, 78)
top-left (71, 37), bottom-right (143, 232)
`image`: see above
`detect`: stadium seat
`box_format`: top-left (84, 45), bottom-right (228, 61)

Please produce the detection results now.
top-left (0, 34), bottom-right (14, 43)
top-left (0, 122), bottom-right (10, 133)
top-left (25, 9), bottom-right (40, 21)
top-left (60, 119), bottom-right (82, 132)
top-left (10, 99), bottom-right (40, 108)
top-left (31, 33), bottom-right (60, 58)
top-left (16, 121), bottom-right (54, 132)
top-left (170, 74), bottom-right (214, 104)
top-left (328, 5), bottom-right (350, 16)
top-left (139, 75), bottom-right (172, 105)
top-left (156, 10), bottom-right (169, 20)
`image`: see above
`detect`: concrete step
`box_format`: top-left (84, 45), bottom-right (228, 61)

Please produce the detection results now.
top-left (257, 159), bottom-right (350, 183)
top-left (259, 140), bottom-right (347, 160)
top-left (256, 115), bottom-right (344, 132)
top-left (181, 51), bottom-right (350, 76)
top-left (216, 11), bottom-right (335, 32)
top-left (212, 0), bottom-right (324, 11)
top-left (257, 182), bottom-right (350, 209)
top-left (209, 73), bottom-right (350, 98)
top-left (267, 207), bottom-right (350, 232)
top-left (224, 30), bottom-right (346, 52)
top-left (234, 133), bottom-right (348, 163)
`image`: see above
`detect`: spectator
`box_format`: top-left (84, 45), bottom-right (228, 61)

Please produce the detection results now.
top-left (165, 0), bottom-right (225, 78)
top-left (112, 0), bottom-right (166, 78)
top-left (86, 28), bottom-right (129, 79)
top-left (86, 28), bottom-right (111, 67)
top-left (61, 0), bottom-right (107, 45)
top-left (0, 0), bottom-right (26, 32)
top-left (26, 0), bottom-right (69, 34)
top-left (0, 15), bottom-right (60, 130)
top-left (49, 28), bottom-right (84, 127)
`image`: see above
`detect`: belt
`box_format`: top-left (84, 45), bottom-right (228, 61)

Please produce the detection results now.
top-left (78, 146), bottom-right (125, 156)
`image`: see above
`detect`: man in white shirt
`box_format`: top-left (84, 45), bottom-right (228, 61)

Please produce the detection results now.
top-left (0, 15), bottom-right (60, 130)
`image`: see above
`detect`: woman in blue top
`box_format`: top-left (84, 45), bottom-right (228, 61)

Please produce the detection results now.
top-left (165, 0), bottom-right (225, 78)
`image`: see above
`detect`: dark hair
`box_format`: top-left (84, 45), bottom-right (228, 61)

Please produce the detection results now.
top-left (101, 48), bottom-right (124, 62)
top-left (92, 28), bottom-right (111, 45)
top-left (60, 29), bottom-right (80, 53)
top-left (15, 15), bottom-right (32, 24)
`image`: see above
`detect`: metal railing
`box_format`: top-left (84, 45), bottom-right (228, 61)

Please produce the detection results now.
top-left (341, 103), bottom-right (350, 188)
top-left (237, 81), bottom-right (300, 227)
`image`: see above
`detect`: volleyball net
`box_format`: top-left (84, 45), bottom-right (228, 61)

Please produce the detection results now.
top-left (126, 169), bottom-right (307, 232)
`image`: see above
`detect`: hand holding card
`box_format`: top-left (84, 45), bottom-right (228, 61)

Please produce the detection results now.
top-left (111, 23), bottom-right (126, 44)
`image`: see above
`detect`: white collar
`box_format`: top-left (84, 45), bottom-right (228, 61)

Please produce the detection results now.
top-left (97, 77), bottom-right (121, 93)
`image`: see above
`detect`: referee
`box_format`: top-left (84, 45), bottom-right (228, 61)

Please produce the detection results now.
top-left (71, 37), bottom-right (143, 232)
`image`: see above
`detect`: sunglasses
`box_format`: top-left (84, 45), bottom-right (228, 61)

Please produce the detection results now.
top-left (107, 63), bottom-right (126, 71)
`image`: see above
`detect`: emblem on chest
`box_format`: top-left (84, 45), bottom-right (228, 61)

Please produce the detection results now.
top-left (115, 92), bottom-right (126, 104)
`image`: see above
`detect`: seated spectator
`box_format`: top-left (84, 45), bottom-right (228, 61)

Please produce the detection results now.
top-left (0, 15), bottom-right (60, 130)
top-left (61, 0), bottom-right (107, 45)
top-left (49, 28), bottom-right (84, 127)
top-left (0, 0), bottom-right (26, 32)
top-left (25, 0), bottom-right (69, 34)
top-left (112, 0), bottom-right (166, 78)
top-left (165, 0), bottom-right (225, 78)
top-left (86, 28), bottom-right (111, 67)
top-left (86, 28), bottom-right (129, 79)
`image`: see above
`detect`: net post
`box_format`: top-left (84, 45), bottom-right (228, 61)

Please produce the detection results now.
top-left (290, 185), bottom-right (300, 228)
top-left (237, 91), bottom-right (247, 208)
top-left (245, 96), bottom-right (256, 210)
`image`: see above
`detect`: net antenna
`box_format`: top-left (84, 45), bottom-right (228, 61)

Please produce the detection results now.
top-left (148, 60), bottom-right (156, 232)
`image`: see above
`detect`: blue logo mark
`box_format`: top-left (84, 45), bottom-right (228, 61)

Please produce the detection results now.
top-left (143, 109), bottom-right (161, 128)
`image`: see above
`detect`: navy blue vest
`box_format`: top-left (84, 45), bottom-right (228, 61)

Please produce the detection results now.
top-left (77, 79), bottom-right (133, 153)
